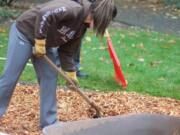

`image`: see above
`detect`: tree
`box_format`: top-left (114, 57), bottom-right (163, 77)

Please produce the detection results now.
top-left (0, 0), bottom-right (18, 6)
top-left (163, 0), bottom-right (180, 8)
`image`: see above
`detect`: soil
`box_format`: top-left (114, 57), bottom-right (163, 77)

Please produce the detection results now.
top-left (119, 0), bottom-right (180, 14)
top-left (0, 84), bottom-right (179, 135)
top-left (114, 0), bottom-right (180, 35)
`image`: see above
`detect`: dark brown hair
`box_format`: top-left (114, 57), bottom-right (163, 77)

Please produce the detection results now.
top-left (91, 0), bottom-right (117, 36)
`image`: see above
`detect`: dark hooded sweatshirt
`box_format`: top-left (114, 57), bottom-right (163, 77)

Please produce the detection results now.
top-left (16, 0), bottom-right (91, 71)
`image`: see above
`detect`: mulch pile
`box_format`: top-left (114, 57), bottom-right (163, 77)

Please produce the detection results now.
top-left (0, 84), bottom-right (179, 135)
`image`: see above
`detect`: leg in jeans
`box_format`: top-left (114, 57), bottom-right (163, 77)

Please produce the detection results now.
top-left (74, 44), bottom-right (81, 71)
top-left (0, 23), bottom-right (32, 116)
top-left (32, 48), bottom-right (58, 128)
top-left (74, 43), bottom-right (88, 77)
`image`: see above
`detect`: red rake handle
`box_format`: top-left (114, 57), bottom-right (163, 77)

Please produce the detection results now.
top-left (105, 30), bottom-right (127, 89)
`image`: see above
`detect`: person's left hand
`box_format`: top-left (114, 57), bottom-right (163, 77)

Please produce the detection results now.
top-left (65, 71), bottom-right (79, 88)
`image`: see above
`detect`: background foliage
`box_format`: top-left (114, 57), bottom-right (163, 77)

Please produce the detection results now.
top-left (0, 0), bottom-right (18, 6)
top-left (162, 0), bottom-right (180, 8)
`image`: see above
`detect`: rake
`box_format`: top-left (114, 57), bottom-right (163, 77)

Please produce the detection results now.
top-left (43, 55), bottom-right (103, 118)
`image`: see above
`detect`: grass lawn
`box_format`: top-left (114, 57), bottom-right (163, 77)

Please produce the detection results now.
top-left (0, 26), bottom-right (179, 99)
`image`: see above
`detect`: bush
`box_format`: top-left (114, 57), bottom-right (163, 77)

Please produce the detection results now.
top-left (0, 0), bottom-right (18, 6)
top-left (162, 0), bottom-right (180, 8)
top-left (0, 7), bottom-right (22, 19)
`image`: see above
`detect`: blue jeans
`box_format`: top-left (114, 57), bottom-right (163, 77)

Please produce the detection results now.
top-left (0, 23), bottom-right (58, 128)
top-left (51, 46), bottom-right (81, 71)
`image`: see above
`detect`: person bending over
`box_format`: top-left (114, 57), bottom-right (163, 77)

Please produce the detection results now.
top-left (0, 0), bottom-right (117, 128)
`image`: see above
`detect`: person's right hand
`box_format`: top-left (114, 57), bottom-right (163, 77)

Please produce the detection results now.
top-left (33, 39), bottom-right (46, 57)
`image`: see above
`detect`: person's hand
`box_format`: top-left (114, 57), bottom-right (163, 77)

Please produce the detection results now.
top-left (33, 39), bottom-right (46, 57)
top-left (65, 71), bottom-right (79, 88)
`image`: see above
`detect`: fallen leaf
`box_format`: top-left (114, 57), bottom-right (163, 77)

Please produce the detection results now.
top-left (0, 69), bottom-right (179, 134)
top-left (168, 39), bottom-right (176, 44)
top-left (85, 36), bottom-right (92, 42)
top-left (137, 58), bottom-right (144, 62)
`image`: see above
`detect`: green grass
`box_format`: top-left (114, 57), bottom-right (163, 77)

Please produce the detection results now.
top-left (0, 26), bottom-right (179, 99)
top-left (80, 28), bottom-right (180, 99)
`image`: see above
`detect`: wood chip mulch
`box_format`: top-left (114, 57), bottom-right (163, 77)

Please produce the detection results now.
top-left (0, 84), bottom-right (179, 135)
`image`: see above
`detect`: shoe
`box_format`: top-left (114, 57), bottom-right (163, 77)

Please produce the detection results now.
top-left (76, 70), bottom-right (88, 78)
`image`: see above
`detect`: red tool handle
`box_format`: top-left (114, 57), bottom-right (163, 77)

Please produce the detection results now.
top-left (106, 30), bottom-right (127, 89)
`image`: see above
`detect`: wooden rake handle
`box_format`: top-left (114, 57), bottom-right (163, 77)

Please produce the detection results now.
top-left (43, 55), bottom-right (103, 118)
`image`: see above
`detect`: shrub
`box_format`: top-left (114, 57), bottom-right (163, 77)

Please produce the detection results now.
top-left (0, 7), bottom-right (22, 19)
top-left (0, 0), bottom-right (18, 6)
top-left (162, 0), bottom-right (180, 8)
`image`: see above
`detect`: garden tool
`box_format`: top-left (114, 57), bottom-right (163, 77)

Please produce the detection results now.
top-left (106, 30), bottom-right (127, 89)
top-left (43, 55), bottom-right (103, 118)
